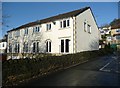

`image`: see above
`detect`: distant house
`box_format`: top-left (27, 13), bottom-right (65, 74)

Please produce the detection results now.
top-left (99, 27), bottom-right (111, 48)
top-left (0, 35), bottom-right (7, 54)
top-left (111, 24), bottom-right (120, 50)
top-left (7, 7), bottom-right (99, 59)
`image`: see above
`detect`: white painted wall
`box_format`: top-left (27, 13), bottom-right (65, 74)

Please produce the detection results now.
top-left (75, 9), bottom-right (99, 52)
top-left (7, 17), bottom-right (74, 54)
top-left (0, 42), bottom-right (7, 53)
top-left (0, 42), bottom-right (7, 49)
top-left (7, 9), bottom-right (99, 55)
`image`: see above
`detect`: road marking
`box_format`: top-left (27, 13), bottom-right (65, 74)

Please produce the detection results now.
top-left (100, 62), bottom-right (110, 71)
top-left (101, 69), bottom-right (111, 72)
top-left (116, 71), bottom-right (120, 73)
top-left (99, 58), bottom-right (114, 72)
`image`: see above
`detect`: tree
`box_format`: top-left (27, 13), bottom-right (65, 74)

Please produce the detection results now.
top-left (110, 18), bottom-right (120, 26)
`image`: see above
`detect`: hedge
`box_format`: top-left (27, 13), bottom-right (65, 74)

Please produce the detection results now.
top-left (2, 48), bottom-right (113, 86)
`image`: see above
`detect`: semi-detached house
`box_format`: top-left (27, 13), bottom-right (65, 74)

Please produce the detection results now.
top-left (7, 7), bottom-right (99, 59)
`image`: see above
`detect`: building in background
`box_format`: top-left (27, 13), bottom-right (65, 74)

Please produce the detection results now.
top-left (7, 7), bottom-right (99, 59)
top-left (99, 26), bottom-right (111, 49)
top-left (0, 35), bottom-right (7, 61)
top-left (111, 24), bottom-right (120, 50)
top-left (0, 35), bottom-right (7, 54)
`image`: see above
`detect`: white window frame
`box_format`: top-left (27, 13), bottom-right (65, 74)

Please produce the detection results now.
top-left (84, 22), bottom-right (87, 32)
top-left (33, 26), bottom-right (40, 33)
top-left (46, 23), bottom-right (51, 31)
top-left (60, 19), bottom-right (70, 28)
top-left (60, 39), bottom-right (70, 53)
top-left (46, 40), bottom-right (51, 53)
top-left (24, 28), bottom-right (28, 35)
top-left (87, 24), bottom-right (91, 33)
top-left (9, 32), bottom-right (12, 39)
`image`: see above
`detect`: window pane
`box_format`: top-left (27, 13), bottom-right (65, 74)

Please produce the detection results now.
top-left (63, 20), bottom-right (66, 28)
top-left (37, 42), bottom-right (39, 52)
top-left (26, 43), bottom-right (28, 52)
top-left (38, 27), bottom-right (39, 32)
top-left (49, 24), bottom-right (51, 29)
top-left (116, 29), bottom-right (120, 32)
top-left (46, 24), bottom-right (48, 31)
top-left (60, 21), bottom-right (62, 28)
top-left (46, 41), bottom-right (48, 52)
top-left (33, 43), bottom-right (36, 53)
top-left (3, 44), bottom-right (4, 47)
top-left (116, 35), bottom-right (120, 40)
top-left (27, 29), bottom-right (28, 34)
top-left (49, 42), bottom-right (51, 52)
top-left (9, 44), bottom-right (12, 53)
top-left (87, 24), bottom-right (91, 33)
top-left (67, 20), bottom-right (70, 26)
top-left (61, 40), bottom-right (64, 52)
top-left (65, 39), bottom-right (69, 52)
top-left (18, 44), bottom-right (19, 53)
top-left (84, 22), bottom-right (86, 31)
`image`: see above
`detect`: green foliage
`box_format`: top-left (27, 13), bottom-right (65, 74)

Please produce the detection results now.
top-left (2, 49), bottom-right (113, 86)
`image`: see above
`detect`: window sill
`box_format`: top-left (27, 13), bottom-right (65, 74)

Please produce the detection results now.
top-left (32, 32), bottom-right (40, 34)
top-left (60, 52), bottom-right (69, 54)
top-left (88, 32), bottom-right (91, 34)
top-left (46, 30), bottom-right (52, 32)
top-left (24, 34), bottom-right (28, 36)
top-left (59, 27), bottom-right (70, 30)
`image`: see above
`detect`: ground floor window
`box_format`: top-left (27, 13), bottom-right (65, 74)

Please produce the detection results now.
top-left (32, 42), bottom-right (39, 53)
top-left (14, 43), bottom-right (20, 53)
top-left (9, 44), bottom-right (12, 53)
top-left (46, 40), bottom-right (51, 53)
top-left (23, 43), bottom-right (28, 53)
top-left (61, 39), bottom-right (70, 53)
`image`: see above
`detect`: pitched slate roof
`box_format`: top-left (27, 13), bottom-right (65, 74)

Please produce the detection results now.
top-left (7, 7), bottom-right (90, 32)
top-left (111, 23), bottom-right (120, 29)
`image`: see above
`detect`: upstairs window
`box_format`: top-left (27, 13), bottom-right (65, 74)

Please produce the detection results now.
top-left (2, 43), bottom-right (4, 47)
top-left (46, 24), bottom-right (51, 31)
top-left (87, 24), bottom-right (91, 33)
top-left (33, 26), bottom-right (40, 33)
top-left (116, 35), bottom-right (120, 40)
top-left (67, 20), bottom-right (70, 27)
top-left (63, 20), bottom-right (66, 28)
top-left (15, 30), bottom-right (20, 37)
top-left (116, 29), bottom-right (120, 33)
top-left (24, 28), bottom-right (28, 35)
top-left (84, 22), bottom-right (87, 32)
top-left (9, 32), bottom-right (12, 39)
top-left (60, 21), bottom-right (62, 28)
top-left (60, 19), bottom-right (70, 28)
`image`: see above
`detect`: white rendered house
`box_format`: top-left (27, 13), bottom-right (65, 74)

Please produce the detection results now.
top-left (7, 7), bottom-right (99, 57)
top-left (0, 40), bottom-right (7, 54)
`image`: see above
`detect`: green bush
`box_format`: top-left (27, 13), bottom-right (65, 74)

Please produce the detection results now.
top-left (2, 49), bottom-right (113, 86)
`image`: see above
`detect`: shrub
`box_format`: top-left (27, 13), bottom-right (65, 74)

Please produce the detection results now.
top-left (2, 49), bottom-right (112, 86)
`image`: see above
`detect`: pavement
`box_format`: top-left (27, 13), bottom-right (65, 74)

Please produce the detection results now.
top-left (19, 53), bottom-right (120, 86)
top-left (0, 62), bottom-right (2, 87)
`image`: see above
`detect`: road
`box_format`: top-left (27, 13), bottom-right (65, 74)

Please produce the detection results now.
top-left (20, 54), bottom-right (120, 86)
top-left (0, 62), bottom-right (2, 87)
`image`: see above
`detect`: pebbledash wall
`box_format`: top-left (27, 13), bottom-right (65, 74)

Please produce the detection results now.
top-left (7, 7), bottom-right (99, 59)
